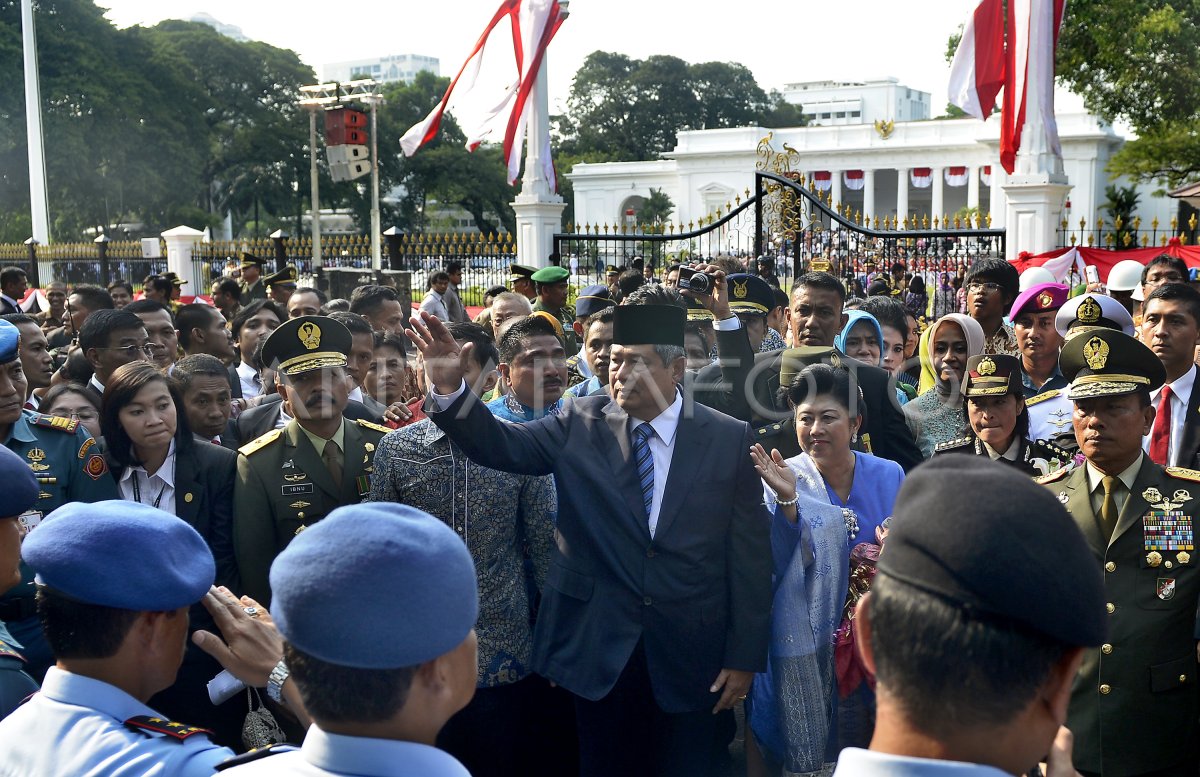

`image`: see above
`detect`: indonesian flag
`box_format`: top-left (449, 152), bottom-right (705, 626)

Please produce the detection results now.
top-left (1000, 0), bottom-right (1066, 174)
top-left (399, 0), bottom-right (567, 187)
top-left (843, 170), bottom-right (865, 191)
top-left (910, 168), bottom-right (933, 189)
top-left (981, 165), bottom-right (993, 186)
top-left (947, 0), bottom-right (1005, 120)
top-left (944, 166), bottom-right (969, 187)
top-left (812, 171), bottom-right (832, 192)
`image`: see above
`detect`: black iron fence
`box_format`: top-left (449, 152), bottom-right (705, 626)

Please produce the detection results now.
top-left (1056, 213), bottom-right (1200, 250)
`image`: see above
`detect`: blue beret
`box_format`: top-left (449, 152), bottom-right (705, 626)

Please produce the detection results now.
top-left (22, 501), bottom-right (215, 610)
top-left (0, 445), bottom-right (38, 518)
top-left (0, 320), bottom-right (19, 365)
top-left (879, 457), bottom-right (1106, 647)
top-left (269, 503), bottom-right (478, 669)
top-left (574, 285), bottom-right (614, 318)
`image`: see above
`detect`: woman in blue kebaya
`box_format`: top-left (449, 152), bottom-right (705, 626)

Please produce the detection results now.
top-left (746, 364), bottom-right (904, 776)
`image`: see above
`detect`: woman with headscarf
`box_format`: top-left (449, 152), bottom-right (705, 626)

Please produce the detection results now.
top-left (903, 275), bottom-right (928, 320)
top-left (835, 310), bottom-right (910, 406)
top-left (932, 271), bottom-right (958, 319)
top-left (903, 313), bottom-right (986, 458)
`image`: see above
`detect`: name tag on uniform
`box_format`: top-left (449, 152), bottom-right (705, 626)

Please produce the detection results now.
top-left (17, 510), bottom-right (42, 537)
top-left (281, 483), bottom-right (314, 497)
top-left (1143, 511), bottom-right (1194, 551)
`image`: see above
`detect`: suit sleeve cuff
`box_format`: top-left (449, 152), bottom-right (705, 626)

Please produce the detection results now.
top-left (429, 380), bottom-right (469, 411)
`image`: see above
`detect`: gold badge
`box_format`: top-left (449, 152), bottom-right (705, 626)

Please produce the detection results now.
top-left (364, 443), bottom-right (375, 453)
top-left (1078, 296), bottom-right (1101, 324)
top-left (1037, 291), bottom-right (1054, 309)
top-left (298, 322), bottom-right (322, 350)
top-left (1145, 487), bottom-right (1190, 511)
top-left (25, 448), bottom-right (49, 472)
top-left (1147, 551), bottom-right (1163, 567)
top-left (977, 357), bottom-right (997, 376)
top-left (290, 500), bottom-right (311, 509)
top-left (731, 278), bottom-right (748, 299)
top-left (294, 524), bottom-right (307, 535)
top-left (829, 352), bottom-right (841, 369)
top-left (1083, 336), bottom-right (1109, 370)
top-left (1178, 551), bottom-right (1191, 565)
top-left (183, 493), bottom-right (193, 504)
top-left (284, 473), bottom-right (307, 482)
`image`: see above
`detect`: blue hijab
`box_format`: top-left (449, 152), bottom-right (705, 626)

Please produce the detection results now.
top-left (834, 310), bottom-right (884, 367)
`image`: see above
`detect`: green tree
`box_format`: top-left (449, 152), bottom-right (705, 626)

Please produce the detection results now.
top-left (636, 188), bottom-right (674, 229)
top-left (1103, 184), bottom-right (1141, 249)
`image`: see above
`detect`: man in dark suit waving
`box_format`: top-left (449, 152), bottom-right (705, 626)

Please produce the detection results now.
top-left (408, 296), bottom-right (772, 777)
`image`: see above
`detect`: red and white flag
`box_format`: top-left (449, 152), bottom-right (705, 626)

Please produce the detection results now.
top-left (843, 170), bottom-right (865, 191)
top-left (1000, 0), bottom-right (1066, 174)
top-left (399, 0), bottom-right (566, 187)
top-left (947, 0), bottom-right (1005, 120)
top-left (944, 166), bottom-right (969, 187)
top-left (910, 168), bottom-right (933, 189)
top-left (812, 171), bottom-right (832, 192)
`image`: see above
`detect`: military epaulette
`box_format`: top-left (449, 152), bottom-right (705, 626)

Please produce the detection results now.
top-left (934, 437), bottom-right (972, 452)
top-left (1025, 389), bottom-right (1061, 407)
top-left (214, 743), bottom-right (298, 771)
top-left (1035, 467), bottom-right (1072, 484)
top-left (356, 419), bottom-right (392, 434)
top-left (124, 716), bottom-right (212, 741)
top-left (0, 638), bottom-right (24, 662)
top-left (1165, 466), bottom-right (1200, 484)
top-left (29, 413), bottom-right (78, 434)
top-left (753, 422), bottom-right (784, 438)
top-left (238, 428), bottom-right (282, 457)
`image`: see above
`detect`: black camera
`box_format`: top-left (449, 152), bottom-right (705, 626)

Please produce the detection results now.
top-left (676, 267), bottom-right (714, 295)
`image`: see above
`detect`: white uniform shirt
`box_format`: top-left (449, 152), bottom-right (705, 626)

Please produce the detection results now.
top-left (118, 441), bottom-right (177, 516)
top-left (221, 725), bottom-right (470, 776)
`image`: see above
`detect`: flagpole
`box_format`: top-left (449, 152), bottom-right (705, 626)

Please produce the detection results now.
top-left (21, 0), bottom-right (50, 244)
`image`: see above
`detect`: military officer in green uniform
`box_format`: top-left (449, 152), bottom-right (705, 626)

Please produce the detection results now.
top-left (238, 253), bottom-right (267, 302)
top-left (530, 265), bottom-right (576, 352)
top-left (1037, 327), bottom-right (1200, 777)
top-left (0, 319), bottom-right (117, 680)
top-left (263, 264), bottom-right (298, 307)
top-left (233, 315), bottom-right (388, 605)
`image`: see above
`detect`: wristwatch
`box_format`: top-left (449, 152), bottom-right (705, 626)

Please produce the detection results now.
top-left (266, 659), bottom-right (289, 704)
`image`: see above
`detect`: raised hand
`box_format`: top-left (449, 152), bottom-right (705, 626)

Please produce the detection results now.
top-left (750, 443), bottom-right (796, 502)
top-left (405, 311), bottom-right (472, 394)
top-left (680, 263), bottom-right (732, 319)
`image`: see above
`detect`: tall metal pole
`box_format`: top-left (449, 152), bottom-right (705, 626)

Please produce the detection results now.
top-left (309, 110), bottom-right (322, 269)
top-left (21, 0), bottom-right (50, 244)
top-left (369, 99), bottom-right (381, 271)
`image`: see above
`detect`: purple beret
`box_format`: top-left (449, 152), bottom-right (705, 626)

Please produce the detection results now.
top-left (1009, 282), bottom-right (1069, 320)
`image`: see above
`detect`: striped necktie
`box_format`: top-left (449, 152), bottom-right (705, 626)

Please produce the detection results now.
top-left (632, 423), bottom-right (656, 524)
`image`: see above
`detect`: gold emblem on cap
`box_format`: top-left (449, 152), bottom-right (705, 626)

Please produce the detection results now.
top-left (298, 322), bottom-right (321, 350)
top-left (829, 352), bottom-right (841, 369)
top-left (1078, 296), bottom-right (1101, 324)
top-left (977, 357), bottom-right (997, 376)
top-left (1083, 336), bottom-right (1110, 370)
top-left (1147, 551), bottom-right (1163, 567)
top-left (732, 278), bottom-right (748, 299)
top-left (1037, 291), bottom-right (1054, 308)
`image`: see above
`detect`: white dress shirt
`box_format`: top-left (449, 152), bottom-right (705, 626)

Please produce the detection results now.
top-left (88, 375), bottom-right (105, 396)
top-left (236, 361), bottom-right (262, 399)
top-left (118, 440), bottom-right (177, 515)
top-left (419, 290), bottom-right (450, 321)
top-left (1143, 365), bottom-right (1195, 465)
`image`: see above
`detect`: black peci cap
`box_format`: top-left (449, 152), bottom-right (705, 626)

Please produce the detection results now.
top-left (612, 304), bottom-right (684, 347)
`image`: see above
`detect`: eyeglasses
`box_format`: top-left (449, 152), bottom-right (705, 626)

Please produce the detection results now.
top-left (96, 343), bottom-right (155, 357)
top-left (65, 409), bottom-right (99, 422)
top-left (966, 282), bottom-right (1003, 294)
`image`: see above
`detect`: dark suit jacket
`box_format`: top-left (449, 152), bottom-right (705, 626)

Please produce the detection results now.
top-left (428, 388), bottom-right (772, 713)
top-left (1041, 459), bottom-right (1200, 775)
top-left (694, 328), bottom-right (923, 471)
top-left (226, 364), bottom-right (243, 400)
top-left (234, 394), bottom-right (376, 445)
top-left (107, 435), bottom-right (238, 591)
top-left (1169, 365), bottom-right (1200, 469)
top-left (0, 298), bottom-right (18, 316)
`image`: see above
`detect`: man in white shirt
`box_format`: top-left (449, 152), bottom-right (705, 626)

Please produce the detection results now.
top-left (420, 272), bottom-right (452, 322)
top-left (1140, 282), bottom-right (1200, 468)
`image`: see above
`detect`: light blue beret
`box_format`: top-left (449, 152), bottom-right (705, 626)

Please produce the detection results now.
top-left (0, 446), bottom-right (37, 518)
top-left (22, 501), bottom-right (215, 610)
top-left (269, 503), bottom-right (478, 669)
top-left (0, 320), bottom-right (19, 364)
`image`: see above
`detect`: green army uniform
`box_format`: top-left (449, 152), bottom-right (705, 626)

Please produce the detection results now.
top-left (1036, 327), bottom-right (1200, 775)
top-left (239, 252), bottom-right (268, 302)
top-left (231, 314), bottom-right (387, 605)
top-left (532, 299), bottom-right (577, 353)
top-left (0, 411), bottom-right (118, 676)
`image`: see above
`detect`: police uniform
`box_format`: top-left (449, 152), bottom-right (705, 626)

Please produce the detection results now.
top-left (530, 266), bottom-right (577, 353)
top-left (565, 284), bottom-right (614, 388)
top-left (0, 500), bottom-right (236, 774)
top-left (1037, 328), bottom-right (1200, 776)
top-left (239, 253), bottom-right (268, 302)
top-left (0, 320), bottom-right (118, 678)
top-left (933, 354), bottom-right (1075, 477)
top-left (220, 504), bottom-right (478, 775)
top-left (0, 445), bottom-right (41, 719)
top-left (233, 317), bottom-right (388, 604)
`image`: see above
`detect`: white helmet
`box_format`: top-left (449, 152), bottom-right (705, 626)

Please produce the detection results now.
top-left (1106, 259), bottom-right (1145, 292)
top-left (1019, 266), bottom-right (1056, 290)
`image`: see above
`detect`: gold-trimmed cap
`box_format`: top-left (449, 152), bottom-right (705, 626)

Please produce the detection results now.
top-left (1061, 329), bottom-right (1164, 401)
top-left (261, 316), bottom-right (351, 377)
top-left (961, 354), bottom-right (1022, 398)
top-left (726, 273), bottom-right (775, 316)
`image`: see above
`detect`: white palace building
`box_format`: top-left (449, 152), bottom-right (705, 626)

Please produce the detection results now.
top-left (567, 78), bottom-right (1174, 243)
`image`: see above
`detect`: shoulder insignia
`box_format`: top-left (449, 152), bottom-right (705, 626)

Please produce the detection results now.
top-left (1025, 390), bottom-right (1062, 407)
top-left (77, 436), bottom-right (96, 459)
top-left (1165, 467), bottom-right (1200, 484)
top-left (215, 743), bottom-right (298, 771)
top-left (1035, 467), bottom-right (1072, 484)
top-left (239, 428), bottom-right (282, 457)
top-left (84, 454), bottom-right (107, 480)
top-left (934, 437), bottom-right (972, 452)
top-left (30, 413), bottom-right (78, 433)
top-left (0, 638), bottom-right (24, 662)
top-left (124, 716), bottom-right (213, 741)
top-left (356, 419), bottom-right (391, 435)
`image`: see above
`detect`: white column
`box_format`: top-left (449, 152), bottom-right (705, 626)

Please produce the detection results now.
top-left (967, 166), bottom-right (981, 212)
top-left (161, 225), bottom-right (205, 287)
top-left (21, 0), bottom-right (49, 243)
top-left (990, 167), bottom-right (1006, 227)
top-left (831, 171), bottom-right (843, 212)
top-left (863, 169), bottom-right (876, 223)
top-left (896, 168), bottom-right (909, 225)
top-left (511, 46), bottom-right (565, 268)
top-left (931, 166), bottom-right (945, 226)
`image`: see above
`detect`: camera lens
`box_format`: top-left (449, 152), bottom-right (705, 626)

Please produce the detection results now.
top-left (686, 273), bottom-right (712, 294)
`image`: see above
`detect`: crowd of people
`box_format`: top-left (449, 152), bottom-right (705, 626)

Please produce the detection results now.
top-left (0, 245), bottom-right (1195, 777)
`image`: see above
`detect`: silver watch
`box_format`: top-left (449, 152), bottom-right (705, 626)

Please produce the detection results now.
top-left (266, 659), bottom-right (289, 704)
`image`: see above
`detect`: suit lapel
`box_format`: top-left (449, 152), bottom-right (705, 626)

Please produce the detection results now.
top-left (1175, 365), bottom-right (1200, 468)
top-left (173, 446), bottom-right (200, 525)
top-left (601, 401), bottom-right (651, 531)
top-left (655, 400), bottom-right (709, 539)
top-left (286, 422), bottom-right (340, 501)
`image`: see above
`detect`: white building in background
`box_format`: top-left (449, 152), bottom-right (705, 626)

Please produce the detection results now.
top-left (188, 13), bottom-right (249, 41)
top-left (568, 111), bottom-right (1175, 251)
top-left (781, 78), bottom-right (932, 126)
top-left (320, 54), bottom-right (440, 85)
